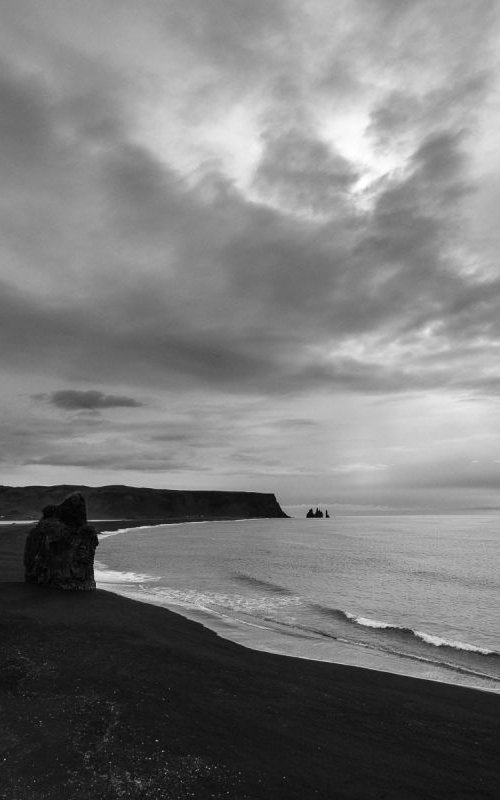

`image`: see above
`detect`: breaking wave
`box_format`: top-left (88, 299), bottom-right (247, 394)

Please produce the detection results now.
top-left (312, 605), bottom-right (498, 657)
top-left (98, 525), bottom-right (161, 539)
top-left (94, 560), bottom-right (159, 584)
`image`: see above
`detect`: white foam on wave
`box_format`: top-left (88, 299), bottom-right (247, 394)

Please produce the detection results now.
top-left (139, 585), bottom-right (302, 615)
top-left (94, 560), bottom-right (159, 584)
top-left (345, 612), bottom-right (394, 629)
top-left (160, 518), bottom-right (262, 529)
top-left (99, 524), bottom-right (162, 539)
top-left (414, 631), bottom-right (495, 655)
top-left (343, 611), bottom-right (496, 655)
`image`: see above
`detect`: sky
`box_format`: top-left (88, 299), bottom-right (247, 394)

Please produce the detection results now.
top-left (2, 0), bottom-right (500, 512)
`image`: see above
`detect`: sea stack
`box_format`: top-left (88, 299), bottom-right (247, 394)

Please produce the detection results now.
top-left (24, 493), bottom-right (99, 590)
top-left (306, 507), bottom-right (327, 518)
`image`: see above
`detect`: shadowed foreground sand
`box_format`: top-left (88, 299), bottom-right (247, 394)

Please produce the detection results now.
top-left (1, 528), bottom-right (499, 799)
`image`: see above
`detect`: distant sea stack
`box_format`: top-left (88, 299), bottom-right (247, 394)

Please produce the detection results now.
top-left (24, 493), bottom-right (99, 590)
top-left (0, 484), bottom-right (288, 522)
top-left (306, 507), bottom-right (329, 518)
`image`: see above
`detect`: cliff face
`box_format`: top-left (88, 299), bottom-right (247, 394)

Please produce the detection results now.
top-left (0, 484), bottom-right (288, 521)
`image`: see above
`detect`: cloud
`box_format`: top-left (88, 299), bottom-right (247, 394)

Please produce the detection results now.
top-left (272, 418), bottom-right (320, 429)
top-left (1, 0), bottom-right (500, 502)
top-left (150, 433), bottom-right (189, 442)
top-left (0, 63), bottom-right (52, 165)
top-left (388, 457), bottom-right (500, 492)
top-left (331, 463), bottom-right (388, 474)
top-left (36, 390), bottom-right (144, 410)
top-left (161, 0), bottom-right (289, 74)
top-left (0, 114), bottom-right (498, 400)
top-left (24, 453), bottom-right (196, 472)
top-left (253, 127), bottom-right (358, 215)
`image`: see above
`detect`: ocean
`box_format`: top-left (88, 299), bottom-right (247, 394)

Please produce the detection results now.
top-left (96, 515), bottom-right (500, 694)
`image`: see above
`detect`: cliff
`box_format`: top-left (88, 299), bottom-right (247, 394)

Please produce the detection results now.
top-left (0, 484), bottom-right (288, 522)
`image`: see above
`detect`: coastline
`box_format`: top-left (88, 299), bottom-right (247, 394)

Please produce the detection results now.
top-left (100, 581), bottom-right (500, 697)
top-left (1, 525), bottom-right (500, 798)
top-left (9, 518), bottom-right (500, 694)
top-left (95, 518), bottom-right (500, 696)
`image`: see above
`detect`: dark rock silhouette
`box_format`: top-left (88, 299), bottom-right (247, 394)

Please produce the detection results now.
top-left (24, 493), bottom-right (99, 590)
top-left (0, 484), bottom-right (288, 521)
top-left (306, 507), bottom-right (325, 518)
top-left (325, 509), bottom-right (330, 518)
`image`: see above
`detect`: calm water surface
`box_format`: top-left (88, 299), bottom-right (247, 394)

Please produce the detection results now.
top-left (96, 515), bottom-right (500, 693)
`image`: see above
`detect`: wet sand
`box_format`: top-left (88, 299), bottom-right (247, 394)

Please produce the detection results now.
top-left (1, 525), bottom-right (499, 798)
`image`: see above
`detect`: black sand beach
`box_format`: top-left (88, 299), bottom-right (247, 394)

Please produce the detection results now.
top-left (1, 526), bottom-right (499, 799)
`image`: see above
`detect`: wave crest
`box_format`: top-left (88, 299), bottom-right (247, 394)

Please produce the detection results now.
top-left (312, 604), bottom-right (497, 657)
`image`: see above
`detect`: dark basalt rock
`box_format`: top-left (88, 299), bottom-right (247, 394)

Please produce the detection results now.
top-left (306, 507), bottom-right (327, 518)
top-left (24, 493), bottom-right (98, 590)
top-left (0, 484), bottom-right (288, 520)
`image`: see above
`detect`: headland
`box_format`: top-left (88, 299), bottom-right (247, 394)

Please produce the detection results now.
top-left (0, 484), bottom-right (288, 522)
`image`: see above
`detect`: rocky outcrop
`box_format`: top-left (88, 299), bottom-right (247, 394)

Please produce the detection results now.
top-left (24, 493), bottom-right (99, 590)
top-left (306, 507), bottom-right (327, 518)
top-left (1, 484), bottom-right (288, 521)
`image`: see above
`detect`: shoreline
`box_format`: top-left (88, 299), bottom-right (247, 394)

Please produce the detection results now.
top-left (2, 581), bottom-right (500, 799)
top-left (0, 515), bottom-right (284, 531)
top-left (95, 521), bottom-right (500, 697)
top-left (1, 527), bottom-right (500, 797)
top-left (9, 519), bottom-right (500, 695)
top-left (97, 578), bottom-right (500, 697)
top-left (105, 583), bottom-right (500, 696)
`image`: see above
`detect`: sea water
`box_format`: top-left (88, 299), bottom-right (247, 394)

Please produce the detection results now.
top-left (96, 515), bottom-right (500, 693)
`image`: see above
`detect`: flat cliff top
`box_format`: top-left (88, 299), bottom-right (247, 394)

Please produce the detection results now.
top-left (0, 484), bottom-right (288, 521)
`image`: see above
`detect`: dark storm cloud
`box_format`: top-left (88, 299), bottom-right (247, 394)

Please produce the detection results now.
top-left (163, 0), bottom-right (288, 73)
top-left (3, 0), bottom-right (500, 500)
top-left (368, 73), bottom-right (489, 149)
top-left (1, 403), bottom-right (213, 475)
top-left (272, 419), bottom-right (320, 429)
top-left (0, 120), bottom-right (498, 398)
top-left (151, 432), bottom-right (197, 442)
top-left (253, 128), bottom-right (358, 214)
top-left (25, 453), bottom-right (197, 472)
top-left (412, 131), bottom-right (467, 184)
top-left (0, 64), bottom-right (51, 163)
top-left (38, 390), bottom-right (144, 411)
top-left (0, 0), bottom-right (499, 406)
